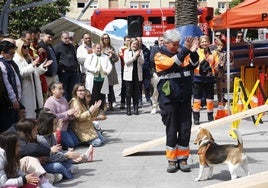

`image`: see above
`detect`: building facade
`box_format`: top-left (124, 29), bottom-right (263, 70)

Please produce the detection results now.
top-left (66, 0), bottom-right (231, 22)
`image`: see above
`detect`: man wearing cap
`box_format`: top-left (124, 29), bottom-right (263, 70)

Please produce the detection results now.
top-left (153, 29), bottom-right (199, 173)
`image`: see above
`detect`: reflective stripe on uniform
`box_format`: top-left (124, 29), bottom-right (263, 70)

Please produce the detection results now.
top-left (193, 99), bottom-right (201, 112)
top-left (158, 71), bottom-right (191, 80)
top-left (177, 145), bottom-right (190, 160)
top-left (166, 146), bottom-right (177, 161)
top-left (206, 99), bottom-right (214, 112)
top-left (172, 54), bottom-right (182, 66)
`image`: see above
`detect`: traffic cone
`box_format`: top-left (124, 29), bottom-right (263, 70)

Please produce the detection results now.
top-left (238, 98), bottom-right (244, 112)
top-left (214, 102), bottom-right (226, 119)
top-left (250, 95), bottom-right (258, 108)
top-left (224, 103), bottom-right (231, 116)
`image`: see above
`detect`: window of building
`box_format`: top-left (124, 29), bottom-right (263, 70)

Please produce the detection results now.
top-left (141, 2), bottom-right (149, 8)
top-left (77, 0), bottom-right (98, 9)
top-left (130, 2), bottom-right (139, 8)
top-left (198, 0), bottom-right (207, 2)
top-left (218, 2), bottom-right (225, 9)
top-left (130, 1), bottom-right (149, 8)
top-left (77, 3), bottom-right (85, 8)
top-left (169, 2), bottom-right (175, 8)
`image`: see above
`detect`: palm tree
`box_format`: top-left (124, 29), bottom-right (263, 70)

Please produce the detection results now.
top-left (175, 0), bottom-right (198, 27)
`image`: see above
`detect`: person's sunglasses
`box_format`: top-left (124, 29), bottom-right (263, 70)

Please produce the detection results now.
top-left (22, 45), bottom-right (30, 49)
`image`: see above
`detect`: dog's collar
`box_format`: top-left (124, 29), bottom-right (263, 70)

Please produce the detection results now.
top-left (197, 143), bottom-right (211, 155)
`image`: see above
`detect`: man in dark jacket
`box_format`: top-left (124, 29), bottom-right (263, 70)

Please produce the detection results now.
top-left (38, 29), bottom-right (58, 90)
top-left (137, 37), bottom-right (152, 107)
top-left (54, 31), bottom-right (79, 101)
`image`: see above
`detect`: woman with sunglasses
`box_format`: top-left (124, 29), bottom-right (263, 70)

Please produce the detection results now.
top-left (100, 33), bottom-right (119, 111)
top-left (13, 38), bottom-right (52, 119)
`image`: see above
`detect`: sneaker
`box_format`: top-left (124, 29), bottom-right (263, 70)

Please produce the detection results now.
top-left (150, 108), bottom-right (157, 114)
top-left (167, 161), bottom-right (177, 173)
top-left (178, 160), bottom-right (191, 172)
top-left (39, 176), bottom-right (55, 188)
top-left (84, 145), bottom-right (94, 162)
top-left (44, 173), bottom-right (54, 184)
top-left (53, 173), bottom-right (63, 183)
top-left (69, 166), bottom-right (79, 174)
top-left (39, 182), bottom-right (56, 188)
top-left (40, 181), bottom-right (56, 188)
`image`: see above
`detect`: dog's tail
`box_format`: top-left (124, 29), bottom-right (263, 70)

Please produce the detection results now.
top-left (232, 129), bottom-right (243, 151)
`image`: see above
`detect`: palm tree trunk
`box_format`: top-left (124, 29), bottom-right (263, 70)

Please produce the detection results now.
top-left (175, 0), bottom-right (198, 27)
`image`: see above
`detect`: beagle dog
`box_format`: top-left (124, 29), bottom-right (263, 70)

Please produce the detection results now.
top-left (194, 128), bottom-right (250, 181)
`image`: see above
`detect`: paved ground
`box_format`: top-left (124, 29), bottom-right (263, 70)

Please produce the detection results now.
top-left (55, 86), bottom-right (268, 188)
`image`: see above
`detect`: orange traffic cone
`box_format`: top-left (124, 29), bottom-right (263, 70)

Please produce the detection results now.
top-left (214, 102), bottom-right (226, 120)
top-left (224, 103), bottom-right (231, 116)
top-left (250, 95), bottom-right (258, 108)
top-left (238, 98), bottom-right (244, 112)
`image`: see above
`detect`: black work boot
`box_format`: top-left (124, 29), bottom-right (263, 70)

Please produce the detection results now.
top-left (109, 102), bottom-right (114, 111)
top-left (133, 104), bottom-right (139, 115)
top-left (167, 161), bottom-right (177, 173)
top-left (193, 112), bottom-right (200, 125)
top-left (126, 101), bottom-right (131, 116)
top-left (120, 102), bottom-right (125, 109)
top-left (208, 112), bottom-right (214, 121)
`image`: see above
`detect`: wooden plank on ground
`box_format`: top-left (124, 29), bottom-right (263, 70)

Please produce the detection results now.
top-left (122, 104), bottom-right (268, 157)
top-left (205, 171), bottom-right (268, 188)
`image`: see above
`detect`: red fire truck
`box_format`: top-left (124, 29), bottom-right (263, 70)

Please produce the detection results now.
top-left (90, 7), bottom-right (213, 38)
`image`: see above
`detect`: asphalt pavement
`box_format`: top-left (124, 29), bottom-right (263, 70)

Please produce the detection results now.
top-left (55, 86), bottom-right (268, 188)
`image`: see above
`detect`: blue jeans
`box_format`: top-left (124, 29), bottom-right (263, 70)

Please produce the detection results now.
top-left (88, 130), bottom-right (105, 147)
top-left (43, 160), bottom-right (73, 179)
top-left (61, 129), bottom-right (80, 150)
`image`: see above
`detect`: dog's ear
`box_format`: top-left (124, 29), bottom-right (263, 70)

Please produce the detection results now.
top-left (208, 132), bottom-right (215, 142)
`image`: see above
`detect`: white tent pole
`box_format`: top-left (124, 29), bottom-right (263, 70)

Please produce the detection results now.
top-left (226, 28), bottom-right (231, 107)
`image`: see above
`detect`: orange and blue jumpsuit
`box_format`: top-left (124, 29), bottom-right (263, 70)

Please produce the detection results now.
top-left (192, 48), bottom-right (217, 121)
top-left (154, 46), bottom-right (199, 162)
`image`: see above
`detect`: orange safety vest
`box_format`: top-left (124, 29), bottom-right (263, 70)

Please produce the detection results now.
top-left (154, 52), bottom-right (191, 73)
top-left (194, 48), bottom-right (217, 76)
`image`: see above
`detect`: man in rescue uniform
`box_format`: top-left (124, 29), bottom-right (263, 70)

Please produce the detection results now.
top-left (153, 29), bottom-right (199, 173)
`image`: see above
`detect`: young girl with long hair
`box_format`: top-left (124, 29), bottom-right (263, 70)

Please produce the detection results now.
top-left (15, 119), bottom-right (63, 184)
top-left (69, 83), bottom-right (105, 147)
top-left (44, 81), bottom-right (79, 150)
top-left (0, 131), bottom-right (41, 188)
top-left (37, 112), bottom-right (93, 180)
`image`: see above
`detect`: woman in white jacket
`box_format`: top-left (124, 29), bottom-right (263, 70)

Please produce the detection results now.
top-left (13, 39), bottom-right (52, 119)
top-left (123, 38), bottom-right (144, 115)
top-left (84, 43), bottom-right (112, 111)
